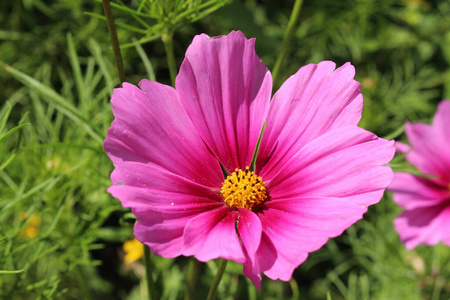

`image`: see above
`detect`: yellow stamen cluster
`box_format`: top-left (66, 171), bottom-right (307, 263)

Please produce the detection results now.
top-left (220, 167), bottom-right (267, 211)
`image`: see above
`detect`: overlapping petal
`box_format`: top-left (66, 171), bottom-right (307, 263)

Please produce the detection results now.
top-left (390, 173), bottom-right (449, 210)
top-left (108, 161), bottom-right (223, 258)
top-left (405, 122), bottom-right (450, 183)
top-left (405, 101), bottom-right (450, 182)
top-left (256, 197), bottom-right (367, 281)
top-left (176, 31), bottom-right (272, 172)
top-left (104, 31), bottom-right (396, 288)
top-left (247, 126), bottom-right (394, 284)
top-left (236, 209), bottom-right (269, 289)
top-left (104, 80), bottom-right (223, 188)
top-left (389, 99), bottom-right (450, 250)
top-left (264, 126), bottom-right (394, 206)
top-left (258, 61), bottom-right (363, 174)
top-left (394, 204), bottom-right (450, 249)
top-left (183, 208), bottom-right (244, 263)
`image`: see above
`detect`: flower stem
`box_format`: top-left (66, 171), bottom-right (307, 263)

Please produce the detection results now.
top-left (144, 245), bottom-right (157, 300)
top-left (184, 258), bottom-right (202, 300)
top-left (101, 0), bottom-right (125, 83)
top-left (271, 0), bottom-right (304, 84)
top-left (206, 259), bottom-right (228, 300)
top-left (162, 31), bottom-right (177, 87)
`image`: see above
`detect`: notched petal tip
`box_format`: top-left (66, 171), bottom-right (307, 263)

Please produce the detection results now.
top-left (176, 28), bottom-right (272, 171)
top-left (189, 30), bottom-right (250, 48)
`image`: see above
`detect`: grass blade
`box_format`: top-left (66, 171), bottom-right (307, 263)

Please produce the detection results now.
top-left (0, 61), bottom-right (103, 144)
top-left (67, 33), bottom-right (87, 110)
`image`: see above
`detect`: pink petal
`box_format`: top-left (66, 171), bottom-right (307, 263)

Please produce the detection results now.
top-left (243, 233), bottom-right (278, 289)
top-left (237, 209), bottom-right (262, 262)
top-left (405, 121), bottom-right (450, 182)
top-left (264, 126), bottom-right (395, 207)
top-left (176, 31), bottom-right (272, 171)
top-left (389, 173), bottom-right (449, 210)
top-left (134, 210), bottom-right (197, 258)
top-left (395, 141), bottom-right (411, 154)
top-left (391, 99), bottom-right (450, 250)
top-left (394, 204), bottom-right (450, 250)
top-left (108, 161), bottom-right (222, 208)
top-left (258, 61), bottom-right (363, 174)
top-left (256, 197), bottom-right (366, 281)
top-left (103, 81), bottom-right (223, 188)
top-left (235, 209), bottom-right (268, 289)
top-left (183, 208), bottom-right (245, 263)
top-left (108, 161), bottom-right (223, 258)
top-left (432, 100), bottom-right (450, 141)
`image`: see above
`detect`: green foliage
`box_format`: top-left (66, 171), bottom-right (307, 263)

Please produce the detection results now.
top-left (1, 0), bottom-right (449, 299)
top-left (87, 0), bottom-right (230, 47)
top-left (0, 33), bottom-right (120, 298)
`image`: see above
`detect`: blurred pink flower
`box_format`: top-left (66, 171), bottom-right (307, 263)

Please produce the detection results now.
top-left (389, 100), bottom-right (450, 250)
top-left (104, 31), bottom-right (395, 288)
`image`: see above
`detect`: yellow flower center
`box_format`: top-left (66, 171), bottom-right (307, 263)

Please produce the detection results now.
top-left (220, 167), bottom-right (267, 210)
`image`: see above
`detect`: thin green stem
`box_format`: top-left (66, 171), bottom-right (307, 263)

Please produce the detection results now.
top-left (144, 246), bottom-right (157, 300)
top-left (102, 0), bottom-right (126, 83)
top-left (206, 259), bottom-right (228, 300)
top-left (162, 31), bottom-right (177, 87)
top-left (184, 258), bottom-right (202, 300)
top-left (271, 0), bottom-right (304, 84)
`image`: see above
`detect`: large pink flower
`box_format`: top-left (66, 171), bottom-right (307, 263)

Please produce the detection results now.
top-left (389, 100), bottom-right (450, 250)
top-left (104, 31), bottom-right (395, 288)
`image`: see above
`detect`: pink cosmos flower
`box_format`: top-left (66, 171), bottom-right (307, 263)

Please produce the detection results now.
top-left (104, 31), bottom-right (395, 288)
top-left (389, 100), bottom-right (450, 250)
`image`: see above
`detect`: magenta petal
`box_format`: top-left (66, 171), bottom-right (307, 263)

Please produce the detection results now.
top-left (257, 197), bottom-right (366, 281)
top-left (390, 99), bottom-right (450, 250)
top-left (183, 208), bottom-right (245, 263)
top-left (103, 81), bottom-right (223, 187)
top-left (237, 209), bottom-right (262, 261)
top-left (389, 173), bottom-right (449, 209)
top-left (394, 204), bottom-right (450, 250)
top-left (265, 127), bottom-right (394, 207)
top-left (405, 121), bottom-right (450, 182)
top-left (433, 100), bottom-right (450, 141)
top-left (176, 31), bottom-right (272, 171)
top-left (236, 209), bottom-right (268, 289)
top-left (243, 232), bottom-right (278, 289)
top-left (133, 210), bottom-right (195, 258)
top-left (108, 161), bottom-right (222, 258)
top-left (258, 61), bottom-right (363, 174)
top-left (108, 161), bottom-right (222, 208)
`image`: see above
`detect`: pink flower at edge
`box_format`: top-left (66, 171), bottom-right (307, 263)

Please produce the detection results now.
top-left (389, 100), bottom-right (450, 250)
top-left (103, 31), bottom-right (395, 289)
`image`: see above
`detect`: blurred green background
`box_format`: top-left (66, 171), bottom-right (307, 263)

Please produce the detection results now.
top-left (0, 0), bottom-right (449, 299)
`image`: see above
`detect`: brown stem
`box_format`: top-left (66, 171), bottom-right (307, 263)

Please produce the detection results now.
top-left (101, 0), bottom-right (126, 83)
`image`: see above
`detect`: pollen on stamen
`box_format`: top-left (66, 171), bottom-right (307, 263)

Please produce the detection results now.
top-left (220, 167), bottom-right (267, 211)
